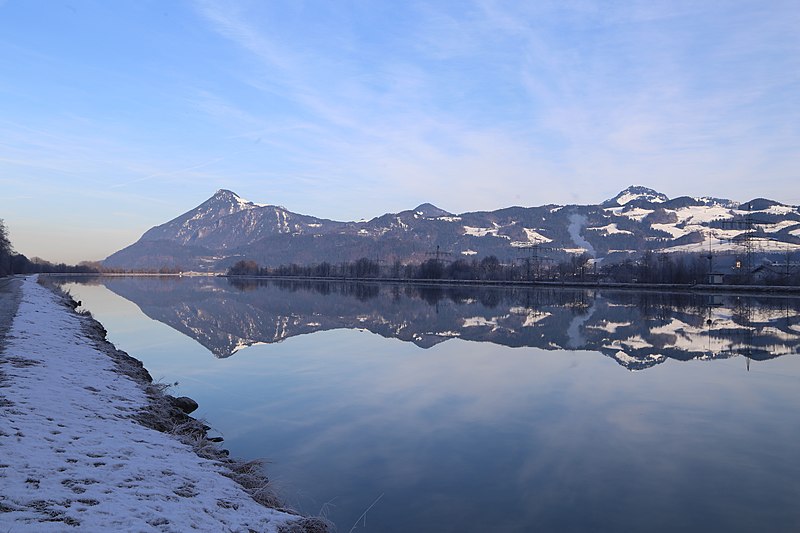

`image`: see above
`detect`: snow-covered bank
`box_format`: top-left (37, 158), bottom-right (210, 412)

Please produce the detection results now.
top-left (0, 276), bottom-right (324, 532)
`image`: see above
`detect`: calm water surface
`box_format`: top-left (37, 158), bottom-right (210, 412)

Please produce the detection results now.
top-left (60, 276), bottom-right (800, 532)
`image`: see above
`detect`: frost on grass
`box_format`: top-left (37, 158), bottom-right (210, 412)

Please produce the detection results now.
top-left (0, 276), bottom-right (328, 532)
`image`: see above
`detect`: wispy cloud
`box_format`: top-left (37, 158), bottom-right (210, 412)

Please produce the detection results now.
top-left (191, 1), bottom-right (571, 212)
top-left (462, 1), bottom-right (800, 201)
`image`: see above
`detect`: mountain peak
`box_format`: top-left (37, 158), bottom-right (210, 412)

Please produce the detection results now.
top-left (413, 203), bottom-right (452, 218)
top-left (605, 185), bottom-right (669, 207)
top-left (205, 189), bottom-right (262, 210)
top-left (213, 189), bottom-right (240, 199)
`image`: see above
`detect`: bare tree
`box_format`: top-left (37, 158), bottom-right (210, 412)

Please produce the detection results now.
top-left (0, 219), bottom-right (13, 276)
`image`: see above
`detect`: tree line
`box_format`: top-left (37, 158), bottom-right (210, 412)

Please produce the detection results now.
top-left (227, 250), bottom-right (800, 285)
top-left (228, 256), bottom-right (525, 281)
top-left (0, 219), bottom-right (98, 276)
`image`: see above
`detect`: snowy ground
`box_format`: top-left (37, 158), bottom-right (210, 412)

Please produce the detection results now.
top-left (0, 276), bottom-right (316, 532)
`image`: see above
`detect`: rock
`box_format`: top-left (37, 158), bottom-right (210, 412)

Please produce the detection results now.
top-left (172, 396), bottom-right (199, 414)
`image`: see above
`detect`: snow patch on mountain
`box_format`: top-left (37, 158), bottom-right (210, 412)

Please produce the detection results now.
top-left (587, 224), bottom-right (632, 235)
top-left (616, 207), bottom-right (653, 221)
top-left (763, 220), bottom-right (800, 233)
top-left (651, 224), bottom-right (687, 239)
top-left (695, 196), bottom-right (739, 208)
top-left (673, 205), bottom-right (734, 225)
top-left (523, 228), bottom-right (552, 243)
top-left (464, 225), bottom-right (509, 239)
top-left (763, 204), bottom-right (796, 215)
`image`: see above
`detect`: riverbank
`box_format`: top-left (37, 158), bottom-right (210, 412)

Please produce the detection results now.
top-left (0, 276), bottom-right (326, 532)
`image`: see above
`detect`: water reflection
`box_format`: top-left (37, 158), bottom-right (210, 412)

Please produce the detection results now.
top-left (62, 276), bottom-right (800, 369)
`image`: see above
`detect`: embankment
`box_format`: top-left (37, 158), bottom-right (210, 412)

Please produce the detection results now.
top-left (0, 276), bottom-right (327, 532)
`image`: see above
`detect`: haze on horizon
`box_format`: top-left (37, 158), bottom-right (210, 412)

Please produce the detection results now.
top-left (0, 0), bottom-right (798, 264)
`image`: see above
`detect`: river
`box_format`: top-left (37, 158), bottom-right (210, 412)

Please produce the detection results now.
top-left (59, 276), bottom-right (800, 532)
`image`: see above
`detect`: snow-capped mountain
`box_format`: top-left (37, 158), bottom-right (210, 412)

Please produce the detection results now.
top-left (603, 185), bottom-right (669, 206)
top-left (103, 186), bottom-right (800, 271)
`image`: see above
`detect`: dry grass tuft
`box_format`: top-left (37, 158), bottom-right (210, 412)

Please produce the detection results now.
top-left (278, 517), bottom-right (335, 533)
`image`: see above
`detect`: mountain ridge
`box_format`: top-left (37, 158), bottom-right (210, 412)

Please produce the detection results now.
top-left (103, 185), bottom-right (800, 272)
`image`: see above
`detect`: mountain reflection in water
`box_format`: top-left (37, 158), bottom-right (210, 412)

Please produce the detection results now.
top-left (64, 276), bottom-right (800, 370)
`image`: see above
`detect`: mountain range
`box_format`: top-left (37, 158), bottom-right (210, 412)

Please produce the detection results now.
top-left (103, 186), bottom-right (800, 272)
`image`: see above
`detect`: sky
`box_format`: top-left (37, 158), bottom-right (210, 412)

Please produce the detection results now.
top-left (0, 0), bottom-right (798, 263)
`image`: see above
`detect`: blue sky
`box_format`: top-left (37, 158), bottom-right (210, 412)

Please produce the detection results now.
top-left (1, 0), bottom-right (798, 263)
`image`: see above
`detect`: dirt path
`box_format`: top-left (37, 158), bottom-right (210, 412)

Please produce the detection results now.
top-left (0, 276), bottom-right (23, 353)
